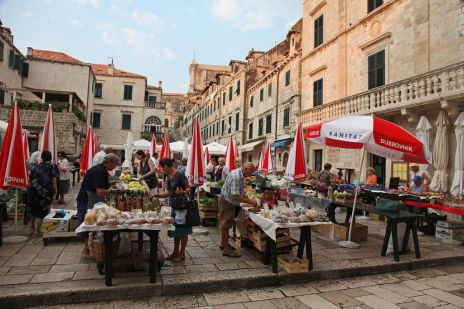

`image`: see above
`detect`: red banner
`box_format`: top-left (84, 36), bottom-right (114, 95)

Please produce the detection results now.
top-left (404, 200), bottom-right (464, 216)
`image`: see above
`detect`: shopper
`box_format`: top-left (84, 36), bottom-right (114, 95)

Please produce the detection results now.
top-left (155, 158), bottom-right (191, 262)
top-left (76, 153), bottom-right (120, 256)
top-left (216, 157), bottom-right (227, 181)
top-left (366, 167), bottom-right (378, 185)
top-left (28, 151), bottom-right (59, 237)
top-left (318, 163), bottom-right (332, 185)
top-left (219, 162), bottom-right (258, 257)
top-left (92, 145), bottom-right (112, 166)
top-left (410, 163), bottom-right (430, 185)
top-left (177, 158), bottom-right (187, 176)
top-left (410, 175), bottom-right (428, 193)
top-left (57, 151), bottom-right (71, 204)
top-left (135, 150), bottom-right (158, 195)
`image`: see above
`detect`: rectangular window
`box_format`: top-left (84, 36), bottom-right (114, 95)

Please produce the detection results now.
top-left (94, 83), bottom-right (102, 98)
top-left (260, 88), bottom-right (264, 101)
top-left (235, 112), bottom-right (239, 131)
top-left (314, 150), bottom-right (323, 172)
top-left (258, 118), bottom-right (263, 136)
top-left (314, 15), bottom-right (324, 48)
top-left (268, 83), bottom-right (272, 96)
top-left (222, 92), bottom-right (226, 105)
top-left (248, 122), bottom-right (253, 140)
top-left (368, 0), bottom-right (384, 13)
top-left (91, 112), bottom-right (101, 128)
top-left (265, 114), bottom-right (272, 134)
top-left (250, 95), bottom-right (254, 108)
top-left (368, 49), bottom-right (385, 89)
top-left (229, 86), bottom-right (233, 101)
top-left (144, 91), bottom-right (148, 101)
top-left (149, 95), bottom-right (156, 102)
top-left (313, 78), bottom-right (323, 107)
top-left (122, 114), bottom-right (131, 130)
top-left (283, 107), bottom-right (290, 127)
top-left (0, 90), bottom-right (5, 106)
top-left (14, 54), bottom-right (21, 71)
top-left (392, 162), bottom-right (408, 182)
top-left (216, 122), bottom-right (219, 136)
top-left (285, 70), bottom-right (291, 86)
top-left (228, 116), bottom-right (232, 133)
top-left (213, 99), bottom-right (216, 112)
top-left (0, 41), bottom-right (4, 61)
top-left (236, 80), bottom-right (241, 95)
top-left (222, 119), bottom-right (225, 134)
top-left (8, 49), bottom-right (14, 68)
top-left (123, 85), bottom-right (133, 100)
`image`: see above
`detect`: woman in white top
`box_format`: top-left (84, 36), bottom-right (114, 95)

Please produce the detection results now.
top-left (57, 151), bottom-right (71, 204)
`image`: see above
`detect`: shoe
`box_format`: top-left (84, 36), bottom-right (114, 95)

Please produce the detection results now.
top-left (219, 245), bottom-right (236, 251)
top-left (173, 255), bottom-right (185, 262)
top-left (164, 254), bottom-right (178, 261)
top-left (222, 250), bottom-right (241, 258)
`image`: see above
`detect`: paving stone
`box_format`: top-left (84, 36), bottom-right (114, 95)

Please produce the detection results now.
top-left (296, 294), bottom-right (340, 309)
top-left (56, 251), bottom-right (83, 265)
top-left (320, 291), bottom-right (362, 307)
top-left (356, 295), bottom-right (401, 309)
top-left (363, 285), bottom-right (410, 304)
top-left (160, 265), bottom-right (187, 275)
top-left (18, 245), bottom-right (43, 254)
top-left (63, 243), bottom-right (86, 252)
top-left (315, 280), bottom-right (348, 292)
top-left (216, 263), bottom-right (240, 270)
top-left (187, 248), bottom-right (210, 258)
top-left (30, 256), bottom-right (58, 265)
top-left (192, 257), bottom-right (223, 265)
top-left (243, 300), bottom-right (279, 309)
top-left (417, 276), bottom-right (464, 291)
top-left (411, 295), bottom-right (447, 307)
top-left (0, 274), bottom-right (33, 285)
top-left (0, 265), bottom-right (10, 275)
top-left (0, 245), bottom-right (21, 257)
top-left (185, 264), bottom-right (218, 273)
top-left (214, 304), bottom-right (247, 309)
top-left (5, 253), bottom-right (36, 266)
top-left (7, 265), bottom-right (50, 275)
top-left (73, 270), bottom-right (104, 280)
top-left (401, 279), bottom-right (432, 291)
top-left (434, 305), bottom-right (460, 309)
top-left (367, 273), bottom-right (401, 284)
top-left (391, 271), bottom-right (418, 281)
top-left (279, 283), bottom-right (318, 297)
top-left (30, 272), bottom-right (74, 283)
top-left (203, 291), bottom-right (250, 305)
top-left (0, 256), bottom-right (9, 267)
top-left (270, 297), bottom-right (309, 309)
top-left (244, 287), bottom-right (284, 301)
top-left (422, 288), bottom-right (464, 307)
top-left (383, 283), bottom-right (423, 298)
top-left (49, 263), bottom-right (90, 273)
top-left (399, 301), bottom-right (431, 309)
top-left (342, 288), bottom-right (372, 298)
top-left (410, 268), bottom-right (447, 278)
top-left (342, 278), bottom-right (377, 288)
top-left (162, 294), bottom-right (208, 309)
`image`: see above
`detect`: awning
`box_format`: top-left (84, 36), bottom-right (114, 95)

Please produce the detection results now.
top-left (271, 137), bottom-right (292, 148)
top-left (239, 140), bottom-right (264, 152)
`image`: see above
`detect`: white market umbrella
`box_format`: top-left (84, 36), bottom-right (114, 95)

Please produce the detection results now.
top-left (285, 123), bottom-right (307, 182)
top-left (416, 116), bottom-right (432, 172)
top-left (186, 116), bottom-right (206, 186)
top-left (170, 140), bottom-right (188, 153)
top-left (450, 112), bottom-right (464, 197)
top-left (133, 139), bottom-right (151, 151)
top-left (122, 131), bottom-right (134, 169)
top-left (183, 138), bottom-right (189, 159)
top-left (430, 111), bottom-right (449, 192)
top-left (258, 143), bottom-right (274, 174)
top-left (224, 135), bottom-right (236, 171)
top-left (80, 126), bottom-right (95, 175)
top-left (40, 104), bottom-right (57, 162)
top-left (204, 142), bottom-right (226, 155)
top-left (204, 146), bottom-right (211, 165)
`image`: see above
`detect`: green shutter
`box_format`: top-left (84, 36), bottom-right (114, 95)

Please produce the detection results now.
top-left (8, 50), bottom-right (14, 68)
top-left (0, 42), bottom-right (4, 61)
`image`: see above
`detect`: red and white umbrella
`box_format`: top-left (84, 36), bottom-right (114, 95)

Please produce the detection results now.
top-left (40, 104), bottom-right (57, 162)
top-left (305, 116), bottom-right (432, 164)
top-left (80, 126), bottom-right (95, 176)
top-left (204, 146), bottom-right (211, 166)
top-left (233, 138), bottom-right (239, 158)
top-left (224, 135), bottom-right (236, 171)
top-left (258, 143), bottom-right (274, 174)
top-left (285, 123), bottom-right (307, 181)
top-left (186, 116), bottom-right (206, 186)
top-left (22, 130), bottom-right (29, 162)
top-left (158, 132), bottom-right (171, 172)
top-left (0, 103), bottom-right (29, 189)
top-left (92, 131), bottom-right (98, 156)
top-left (150, 134), bottom-right (157, 157)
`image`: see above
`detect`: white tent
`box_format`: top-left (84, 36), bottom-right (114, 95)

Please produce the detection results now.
top-left (170, 140), bottom-right (189, 153)
top-left (0, 120), bottom-right (8, 132)
top-left (451, 112), bottom-right (464, 197)
top-left (204, 142), bottom-right (226, 155)
top-left (133, 139), bottom-right (151, 151)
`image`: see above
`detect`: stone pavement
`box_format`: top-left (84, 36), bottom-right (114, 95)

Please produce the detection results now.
top-left (1, 183), bottom-right (464, 307)
top-left (40, 264), bottom-right (464, 308)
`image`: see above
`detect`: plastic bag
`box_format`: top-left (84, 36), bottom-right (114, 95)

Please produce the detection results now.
top-left (118, 232), bottom-right (132, 256)
top-left (386, 222), bottom-right (412, 254)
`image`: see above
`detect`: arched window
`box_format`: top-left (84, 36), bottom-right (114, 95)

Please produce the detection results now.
top-left (165, 118), bottom-right (169, 127)
top-left (283, 152), bottom-right (289, 168)
top-left (144, 116), bottom-right (162, 133)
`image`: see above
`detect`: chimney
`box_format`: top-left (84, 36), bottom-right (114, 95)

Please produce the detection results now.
top-left (27, 47), bottom-right (33, 57)
top-left (108, 64), bottom-right (114, 76)
top-left (158, 81), bottom-right (162, 89)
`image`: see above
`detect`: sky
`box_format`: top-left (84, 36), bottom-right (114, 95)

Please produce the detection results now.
top-left (0, 0), bottom-right (301, 93)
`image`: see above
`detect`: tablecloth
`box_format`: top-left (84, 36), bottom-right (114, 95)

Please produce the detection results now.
top-left (76, 223), bottom-right (175, 233)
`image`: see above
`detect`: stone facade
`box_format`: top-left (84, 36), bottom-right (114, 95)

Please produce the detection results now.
top-left (299, 0), bottom-right (464, 186)
top-left (163, 92), bottom-right (188, 131)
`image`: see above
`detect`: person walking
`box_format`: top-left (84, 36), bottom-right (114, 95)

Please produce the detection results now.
top-left (28, 151), bottom-right (59, 237)
top-left (57, 151), bottom-right (71, 204)
top-left (135, 150), bottom-right (158, 195)
top-left (219, 162), bottom-right (258, 257)
top-left (155, 158), bottom-right (191, 262)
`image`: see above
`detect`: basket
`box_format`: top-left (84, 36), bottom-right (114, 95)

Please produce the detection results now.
top-left (92, 237), bottom-right (120, 262)
top-left (131, 240), bottom-right (165, 263)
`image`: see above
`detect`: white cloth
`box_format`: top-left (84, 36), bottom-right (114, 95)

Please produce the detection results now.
top-left (58, 158), bottom-right (70, 180)
top-left (76, 223), bottom-right (174, 233)
top-left (92, 150), bottom-right (106, 166)
top-left (451, 112), bottom-right (464, 196)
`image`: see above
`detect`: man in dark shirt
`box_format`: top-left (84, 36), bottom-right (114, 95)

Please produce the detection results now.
top-left (77, 153), bottom-right (120, 256)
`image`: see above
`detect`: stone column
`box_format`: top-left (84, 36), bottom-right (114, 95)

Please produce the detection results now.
top-left (41, 92), bottom-right (46, 103)
top-left (12, 91), bottom-right (17, 104)
top-left (69, 94), bottom-right (73, 112)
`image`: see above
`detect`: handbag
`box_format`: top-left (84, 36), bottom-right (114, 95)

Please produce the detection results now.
top-left (170, 195), bottom-right (189, 210)
top-left (185, 200), bottom-right (201, 227)
top-left (376, 197), bottom-right (401, 212)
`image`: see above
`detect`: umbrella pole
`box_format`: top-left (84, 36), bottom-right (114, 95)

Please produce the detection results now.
top-left (14, 188), bottom-right (18, 236)
top-left (339, 148), bottom-right (366, 249)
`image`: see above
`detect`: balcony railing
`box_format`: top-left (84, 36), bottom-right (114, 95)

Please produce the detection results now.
top-left (144, 101), bottom-right (166, 109)
top-left (299, 61), bottom-right (464, 127)
top-left (141, 130), bottom-right (165, 141)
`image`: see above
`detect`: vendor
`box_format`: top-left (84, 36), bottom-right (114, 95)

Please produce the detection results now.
top-left (318, 163), bottom-right (332, 185)
top-left (410, 175), bottom-right (427, 193)
top-left (410, 163), bottom-right (430, 185)
top-left (216, 157), bottom-right (226, 181)
top-left (206, 157), bottom-right (218, 179)
top-left (135, 150), bottom-right (158, 195)
top-left (366, 167), bottom-right (378, 185)
top-left (76, 153), bottom-right (120, 257)
top-left (219, 162), bottom-right (258, 258)
top-left (92, 145), bottom-right (112, 166)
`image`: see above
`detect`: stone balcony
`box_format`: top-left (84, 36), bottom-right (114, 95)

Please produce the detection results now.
top-left (141, 130), bottom-right (165, 141)
top-left (144, 101), bottom-right (166, 109)
top-left (299, 61), bottom-right (464, 127)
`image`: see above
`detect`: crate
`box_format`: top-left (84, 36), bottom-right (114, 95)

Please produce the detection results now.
top-left (201, 218), bottom-right (217, 227)
top-left (199, 210), bottom-right (218, 219)
top-left (311, 223), bottom-right (334, 239)
top-left (253, 229), bottom-right (291, 252)
top-left (333, 222), bottom-right (368, 242)
top-left (435, 226), bottom-right (464, 241)
top-left (369, 213), bottom-right (385, 221)
top-left (92, 238), bottom-right (120, 262)
top-left (278, 255), bottom-right (309, 273)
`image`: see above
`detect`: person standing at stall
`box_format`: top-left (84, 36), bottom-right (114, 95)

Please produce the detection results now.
top-left (219, 162), bottom-right (258, 257)
top-left (57, 151), bottom-right (71, 205)
top-left (135, 150), bottom-right (158, 195)
top-left (76, 153), bottom-right (120, 257)
top-left (366, 167), bottom-right (378, 186)
top-left (318, 163), bottom-right (332, 185)
top-left (92, 146), bottom-right (112, 166)
top-left (410, 163), bottom-right (430, 186)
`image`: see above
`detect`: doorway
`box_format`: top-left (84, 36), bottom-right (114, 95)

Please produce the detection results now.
top-left (370, 154), bottom-right (386, 185)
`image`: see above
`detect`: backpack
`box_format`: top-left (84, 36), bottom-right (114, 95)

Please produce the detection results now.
top-left (30, 163), bottom-right (55, 200)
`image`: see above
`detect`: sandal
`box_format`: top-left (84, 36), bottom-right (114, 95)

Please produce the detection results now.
top-left (173, 255), bottom-right (185, 262)
top-left (222, 250), bottom-right (241, 258)
top-left (164, 254), bottom-right (178, 261)
top-left (219, 245), bottom-right (236, 251)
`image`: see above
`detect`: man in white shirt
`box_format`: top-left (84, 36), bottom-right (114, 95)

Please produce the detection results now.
top-left (93, 146), bottom-right (112, 166)
top-left (409, 163), bottom-right (430, 186)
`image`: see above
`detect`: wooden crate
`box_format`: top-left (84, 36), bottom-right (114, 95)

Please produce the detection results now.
top-left (199, 209), bottom-right (218, 219)
top-left (333, 222), bottom-right (368, 242)
top-left (278, 255), bottom-right (309, 273)
top-left (254, 229), bottom-right (291, 252)
top-left (369, 213), bottom-right (385, 221)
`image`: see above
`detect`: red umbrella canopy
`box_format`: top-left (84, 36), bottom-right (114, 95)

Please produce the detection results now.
top-left (285, 123), bottom-right (307, 181)
top-left (186, 116), bottom-right (206, 186)
top-left (204, 146), bottom-right (211, 166)
top-left (41, 104), bottom-right (57, 162)
top-left (22, 130), bottom-right (29, 162)
top-left (80, 126), bottom-right (95, 176)
top-left (258, 143), bottom-right (274, 174)
top-left (150, 134), bottom-right (157, 157)
top-left (224, 135), bottom-right (236, 171)
top-left (0, 103), bottom-right (29, 189)
top-left (305, 116), bottom-right (432, 164)
top-left (158, 132), bottom-right (171, 173)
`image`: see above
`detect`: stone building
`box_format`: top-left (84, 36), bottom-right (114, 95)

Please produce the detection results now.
top-left (163, 92), bottom-right (189, 141)
top-left (299, 0), bottom-right (464, 186)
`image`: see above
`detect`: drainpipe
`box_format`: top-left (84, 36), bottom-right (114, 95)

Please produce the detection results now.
top-left (274, 70), bottom-right (281, 165)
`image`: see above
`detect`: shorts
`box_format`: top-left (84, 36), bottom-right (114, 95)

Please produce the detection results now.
top-left (218, 195), bottom-right (236, 230)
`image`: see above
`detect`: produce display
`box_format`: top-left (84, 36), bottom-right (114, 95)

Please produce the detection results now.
top-left (260, 206), bottom-right (329, 224)
top-left (119, 169), bottom-right (132, 183)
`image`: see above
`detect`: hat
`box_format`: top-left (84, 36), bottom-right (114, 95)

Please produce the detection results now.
top-left (413, 175), bottom-right (422, 183)
top-left (410, 163), bottom-right (419, 168)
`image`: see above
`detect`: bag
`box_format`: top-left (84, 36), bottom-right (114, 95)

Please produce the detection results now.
top-left (376, 197), bottom-right (401, 212)
top-left (185, 200), bottom-right (201, 227)
top-left (170, 195), bottom-right (189, 210)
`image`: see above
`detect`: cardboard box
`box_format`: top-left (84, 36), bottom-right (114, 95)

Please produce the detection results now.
top-left (69, 215), bottom-right (79, 232)
top-left (41, 209), bottom-right (74, 233)
top-left (311, 224), bottom-right (334, 239)
top-left (333, 222), bottom-right (368, 242)
top-left (435, 226), bottom-right (464, 241)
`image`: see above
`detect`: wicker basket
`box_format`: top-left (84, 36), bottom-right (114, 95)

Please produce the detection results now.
top-left (92, 237), bottom-right (120, 262)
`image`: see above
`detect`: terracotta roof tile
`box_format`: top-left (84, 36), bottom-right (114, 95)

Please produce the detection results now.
top-left (30, 49), bottom-right (82, 64)
top-left (91, 64), bottom-right (146, 79)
